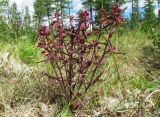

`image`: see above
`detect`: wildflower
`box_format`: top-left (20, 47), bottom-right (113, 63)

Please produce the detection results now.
top-left (112, 5), bottom-right (122, 16)
top-left (117, 16), bottom-right (124, 25)
top-left (79, 11), bottom-right (90, 21)
top-left (39, 26), bottom-right (50, 37)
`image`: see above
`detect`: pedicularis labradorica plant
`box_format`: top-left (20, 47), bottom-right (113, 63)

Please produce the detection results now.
top-left (38, 5), bottom-right (124, 109)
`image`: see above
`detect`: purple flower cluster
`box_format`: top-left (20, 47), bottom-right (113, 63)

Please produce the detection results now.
top-left (38, 5), bottom-right (124, 106)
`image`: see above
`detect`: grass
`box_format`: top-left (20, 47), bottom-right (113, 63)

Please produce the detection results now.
top-left (0, 29), bottom-right (160, 116)
top-left (16, 38), bottom-right (41, 65)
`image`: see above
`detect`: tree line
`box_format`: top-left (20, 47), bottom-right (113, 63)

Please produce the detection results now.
top-left (0, 0), bottom-right (159, 41)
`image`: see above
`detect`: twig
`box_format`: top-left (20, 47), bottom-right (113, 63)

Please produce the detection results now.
top-left (145, 89), bottom-right (160, 101)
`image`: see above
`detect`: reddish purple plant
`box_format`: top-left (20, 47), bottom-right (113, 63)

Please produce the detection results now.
top-left (38, 5), bottom-right (123, 108)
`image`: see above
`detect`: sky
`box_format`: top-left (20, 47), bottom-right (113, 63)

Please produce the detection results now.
top-left (9, 0), bottom-right (83, 16)
top-left (9, 0), bottom-right (34, 15)
top-left (9, 0), bottom-right (159, 18)
top-left (121, 0), bottom-right (159, 19)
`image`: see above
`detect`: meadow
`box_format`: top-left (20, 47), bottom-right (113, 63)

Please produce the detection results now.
top-left (0, 27), bottom-right (160, 116)
top-left (0, 0), bottom-right (160, 116)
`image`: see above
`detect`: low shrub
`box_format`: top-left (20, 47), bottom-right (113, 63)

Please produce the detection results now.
top-left (38, 5), bottom-right (124, 110)
top-left (17, 39), bottom-right (40, 65)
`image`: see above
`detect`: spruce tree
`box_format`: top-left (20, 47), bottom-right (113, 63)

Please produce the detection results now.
top-left (34, 0), bottom-right (70, 27)
top-left (143, 0), bottom-right (156, 32)
top-left (23, 6), bottom-right (32, 36)
top-left (158, 0), bottom-right (160, 20)
top-left (67, 0), bottom-right (73, 15)
top-left (34, 0), bottom-right (53, 26)
top-left (131, 0), bottom-right (140, 25)
top-left (8, 2), bottom-right (22, 38)
top-left (92, 0), bottom-right (124, 26)
top-left (0, 0), bottom-right (7, 15)
top-left (0, 0), bottom-right (9, 40)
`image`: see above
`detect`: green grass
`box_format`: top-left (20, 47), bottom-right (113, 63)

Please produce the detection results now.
top-left (16, 39), bottom-right (41, 65)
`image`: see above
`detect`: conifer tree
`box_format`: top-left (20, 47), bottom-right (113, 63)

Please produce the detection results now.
top-left (130, 0), bottom-right (140, 28)
top-left (8, 2), bottom-right (22, 38)
top-left (23, 6), bottom-right (32, 36)
top-left (34, 0), bottom-right (53, 26)
top-left (143, 0), bottom-right (156, 32)
top-left (144, 0), bottom-right (156, 21)
top-left (158, 0), bottom-right (160, 19)
top-left (67, 0), bottom-right (73, 15)
top-left (131, 0), bottom-right (140, 22)
top-left (0, 0), bottom-right (7, 15)
top-left (0, 0), bottom-right (9, 40)
top-left (34, 0), bottom-right (70, 27)
top-left (91, 0), bottom-right (124, 25)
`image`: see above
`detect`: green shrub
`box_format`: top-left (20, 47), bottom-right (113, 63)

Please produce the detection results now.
top-left (17, 39), bottom-right (40, 65)
top-left (152, 32), bottom-right (160, 49)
